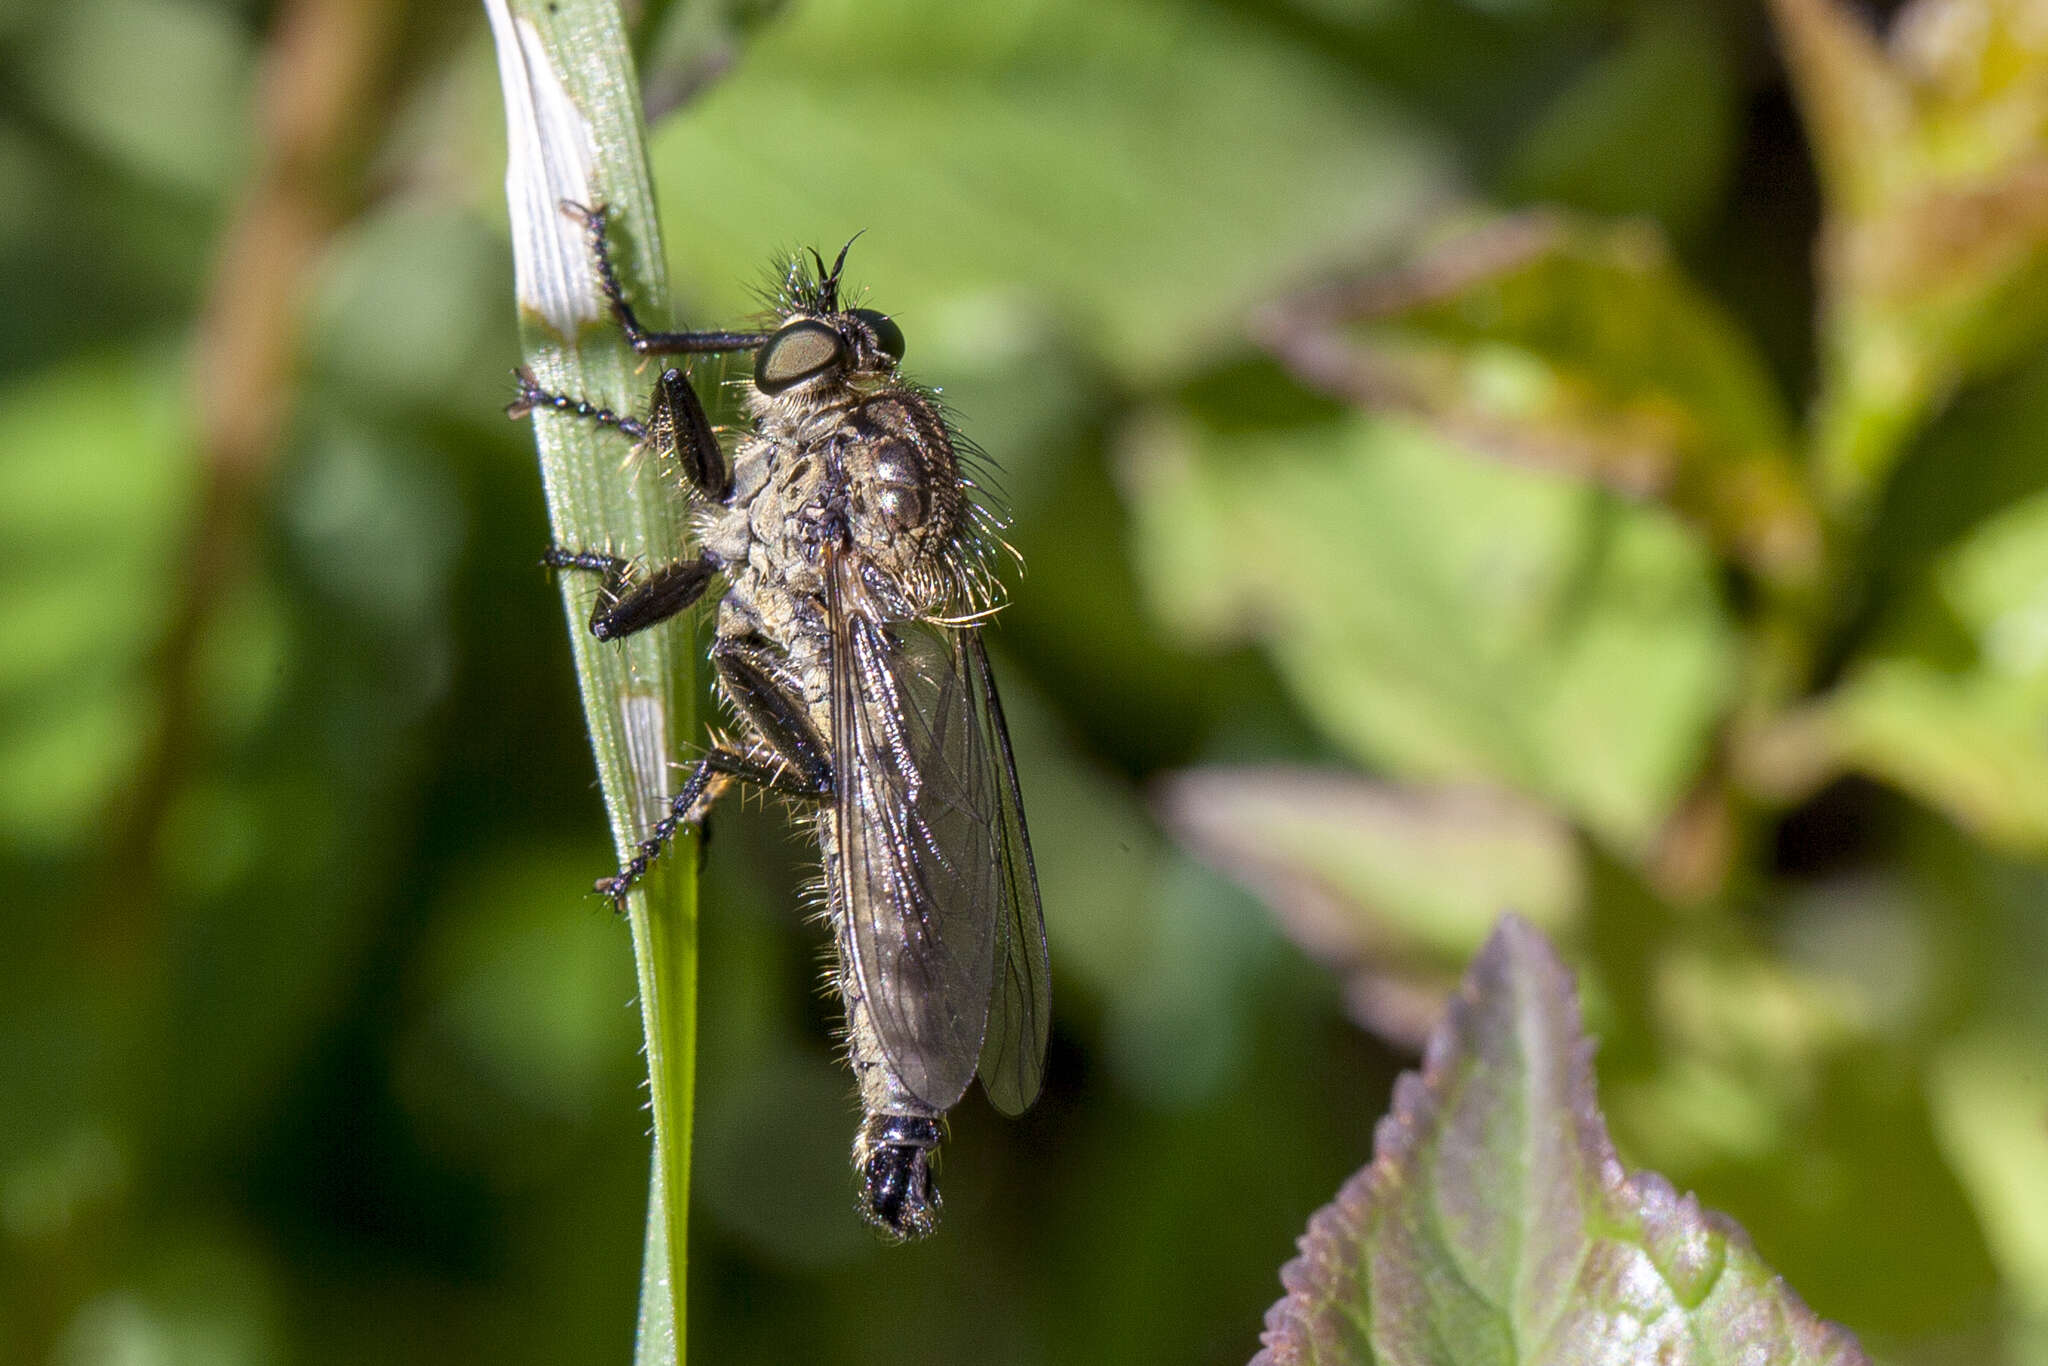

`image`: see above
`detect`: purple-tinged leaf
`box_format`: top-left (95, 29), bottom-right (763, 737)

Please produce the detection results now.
top-left (1253, 917), bottom-right (1869, 1366)
top-left (1156, 768), bottom-right (1580, 1048)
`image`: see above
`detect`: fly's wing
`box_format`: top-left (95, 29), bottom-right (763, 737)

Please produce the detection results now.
top-left (830, 567), bottom-right (1002, 1111)
top-left (965, 634), bottom-right (1050, 1117)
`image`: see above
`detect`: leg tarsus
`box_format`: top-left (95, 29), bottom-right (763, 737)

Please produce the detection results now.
top-left (541, 546), bottom-right (627, 576)
top-left (592, 642), bottom-right (833, 908)
top-left (507, 366), bottom-right (648, 441)
top-left (595, 744), bottom-right (827, 908)
top-left (561, 201), bottom-right (768, 357)
top-left (510, 363), bottom-right (730, 504)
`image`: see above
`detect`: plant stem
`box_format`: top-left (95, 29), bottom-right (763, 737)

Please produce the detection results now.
top-left (485, 3), bottom-right (699, 1359)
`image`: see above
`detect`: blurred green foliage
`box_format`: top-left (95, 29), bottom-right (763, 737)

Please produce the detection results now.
top-left (4, 0), bottom-right (2048, 1364)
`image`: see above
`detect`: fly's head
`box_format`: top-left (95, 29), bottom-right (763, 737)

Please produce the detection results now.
top-left (761, 241), bottom-right (968, 612)
top-left (749, 305), bottom-right (904, 399)
top-left (753, 238), bottom-right (906, 401)
top-left (852, 1113), bottom-right (942, 1242)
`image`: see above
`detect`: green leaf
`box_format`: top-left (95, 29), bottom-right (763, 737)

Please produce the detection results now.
top-left (1500, 4), bottom-right (1739, 237)
top-left (1826, 485), bottom-right (2048, 850)
top-left (1829, 661), bottom-right (2048, 850)
top-left (1156, 767), bottom-right (1581, 1046)
top-left (0, 351), bottom-right (193, 851)
top-left (1123, 409), bottom-right (1733, 854)
top-left (1771, 0), bottom-right (2048, 512)
top-left (1928, 1032), bottom-right (2048, 1325)
top-left (1252, 916), bottom-right (1870, 1366)
top-left (647, 0), bottom-right (1455, 383)
top-left (1253, 212), bottom-right (1819, 586)
top-left (15, 0), bottom-right (254, 197)
top-left (1940, 480), bottom-right (2048, 675)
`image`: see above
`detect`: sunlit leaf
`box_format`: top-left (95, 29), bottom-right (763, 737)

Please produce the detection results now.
top-left (1928, 1032), bottom-right (2048, 1322)
top-left (1253, 917), bottom-right (1869, 1366)
top-left (1829, 661), bottom-right (2048, 850)
top-left (1771, 0), bottom-right (2048, 508)
top-left (1254, 212), bottom-right (1818, 585)
top-left (1827, 485), bottom-right (2048, 850)
top-left (1123, 408), bottom-right (1732, 854)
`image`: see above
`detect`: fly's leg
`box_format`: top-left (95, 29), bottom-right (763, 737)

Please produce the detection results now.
top-left (595, 746), bottom-right (809, 906)
top-left (541, 547), bottom-right (717, 641)
top-left (507, 366), bottom-right (646, 441)
top-left (563, 201), bottom-right (769, 358)
top-left (595, 641), bottom-right (834, 908)
top-left (644, 362), bottom-right (731, 500)
top-left (514, 206), bottom-right (742, 497)
top-left (713, 641), bottom-right (833, 792)
top-left (511, 363), bottom-right (732, 502)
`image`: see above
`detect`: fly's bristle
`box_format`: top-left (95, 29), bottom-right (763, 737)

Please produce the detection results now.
top-left (795, 867), bottom-right (832, 922)
top-left (811, 943), bottom-right (844, 1001)
top-left (697, 726), bottom-right (741, 761)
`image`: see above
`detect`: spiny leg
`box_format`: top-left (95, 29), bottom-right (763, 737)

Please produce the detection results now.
top-left (542, 546), bottom-right (718, 641)
top-left (562, 201), bottom-right (770, 357)
top-left (647, 364), bottom-right (731, 500)
top-left (511, 362), bottom-right (731, 502)
top-left (597, 746), bottom-right (806, 906)
top-left (713, 641), bottom-right (833, 791)
top-left (507, 367), bottom-right (646, 441)
top-left (597, 643), bottom-right (835, 907)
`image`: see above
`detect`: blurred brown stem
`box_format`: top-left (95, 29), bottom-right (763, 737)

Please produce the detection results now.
top-left (99, 0), bottom-right (405, 973)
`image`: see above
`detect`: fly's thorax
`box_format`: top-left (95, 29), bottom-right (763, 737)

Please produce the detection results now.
top-left (743, 368), bottom-right (969, 618)
top-left (838, 392), bottom-right (963, 587)
top-left (713, 421), bottom-right (831, 622)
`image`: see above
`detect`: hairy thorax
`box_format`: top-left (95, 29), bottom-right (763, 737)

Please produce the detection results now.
top-left (698, 378), bottom-right (965, 712)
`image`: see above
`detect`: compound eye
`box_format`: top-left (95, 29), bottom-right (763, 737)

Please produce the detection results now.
top-left (755, 320), bottom-right (848, 394)
top-left (850, 308), bottom-right (905, 363)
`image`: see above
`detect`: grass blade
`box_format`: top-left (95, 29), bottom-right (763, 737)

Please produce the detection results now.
top-left (485, 2), bottom-right (698, 1358)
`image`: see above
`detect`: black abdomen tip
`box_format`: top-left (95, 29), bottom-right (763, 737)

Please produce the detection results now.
top-left (855, 1114), bottom-right (942, 1241)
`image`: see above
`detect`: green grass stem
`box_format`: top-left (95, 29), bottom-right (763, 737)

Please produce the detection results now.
top-left (485, 3), bottom-right (698, 1359)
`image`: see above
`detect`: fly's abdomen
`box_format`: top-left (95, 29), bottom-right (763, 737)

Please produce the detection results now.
top-left (819, 809), bottom-right (949, 1241)
top-left (851, 1112), bottom-right (942, 1242)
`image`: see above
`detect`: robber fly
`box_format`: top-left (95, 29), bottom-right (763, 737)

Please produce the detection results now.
top-left (508, 204), bottom-right (1049, 1240)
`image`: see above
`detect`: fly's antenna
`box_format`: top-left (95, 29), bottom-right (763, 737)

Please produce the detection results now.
top-left (806, 246), bottom-right (831, 308)
top-left (821, 231), bottom-right (865, 311)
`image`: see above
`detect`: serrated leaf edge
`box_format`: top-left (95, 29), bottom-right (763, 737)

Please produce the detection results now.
top-left (1251, 916), bottom-right (1869, 1366)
